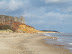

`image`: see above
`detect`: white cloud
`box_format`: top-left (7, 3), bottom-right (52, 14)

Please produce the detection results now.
top-left (45, 0), bottom-right (59, 3)
top-left (0, 0), bottom-right (24, 11)
top-left (23, 7), bottom-right (46, 18)
top-left (60, 7), bottom-right (72, 13)
top-left (0, 1), bottom-right (5, 5)
top-left (41, 0), bottom-right (72, 3)
top-left (23, 8), bottom-right (72, 25)
top-left (0, 1), bottom-right (6, 9)
top-left (7, 0), bottom-right (23, 11)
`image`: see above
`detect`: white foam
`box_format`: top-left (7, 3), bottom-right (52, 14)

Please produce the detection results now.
top-left (69, 43), bottom-right (72, 45)
top-left (57, 39), bottom-right (62, 41)
top-left (44, 34), bottom-right (51, 36)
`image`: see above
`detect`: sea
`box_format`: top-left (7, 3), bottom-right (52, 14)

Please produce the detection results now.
top-left (44, 33), bottom-right (72, 52)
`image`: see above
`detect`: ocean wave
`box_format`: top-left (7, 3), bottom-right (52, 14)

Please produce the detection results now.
top-left (44, 34), bottom-right (51, 36)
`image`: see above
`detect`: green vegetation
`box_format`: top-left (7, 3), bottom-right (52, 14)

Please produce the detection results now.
top-left (0, 29), bottom-right (13, 33)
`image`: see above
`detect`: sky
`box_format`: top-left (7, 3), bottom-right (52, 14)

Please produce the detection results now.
top-left (0, 0), bottom-right (72, 33)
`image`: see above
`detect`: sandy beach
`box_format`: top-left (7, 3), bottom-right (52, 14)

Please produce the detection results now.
top-left (0, 32), bottom-right (72, 54)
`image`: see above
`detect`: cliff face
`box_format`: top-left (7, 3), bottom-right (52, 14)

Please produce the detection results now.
top-left (11, 22), bottom-right (42, 33)
top-left (0, 15), bottom-right (43, 33)
top-left (0, 15), bottom-right (25, 30)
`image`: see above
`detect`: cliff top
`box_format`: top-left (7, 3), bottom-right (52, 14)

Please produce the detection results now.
top-left (0, 15), bottom-right (25, 24)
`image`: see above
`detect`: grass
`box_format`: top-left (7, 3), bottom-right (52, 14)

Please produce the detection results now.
top-left (0, 29), bottom-right (13, 33)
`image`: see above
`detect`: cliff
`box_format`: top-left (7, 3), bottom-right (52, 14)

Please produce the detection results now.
top-left (0, 15), bottom-right (58, 33)
top-left (11, 22), bottom-right (43, 33)
top-left (0, 15), bottom-right (43, 33)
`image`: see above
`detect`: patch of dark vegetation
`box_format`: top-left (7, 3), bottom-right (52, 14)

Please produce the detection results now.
top-left (41, 30), bottom-right (59, 32)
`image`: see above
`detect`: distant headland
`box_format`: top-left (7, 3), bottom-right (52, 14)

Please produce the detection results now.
top-left (41, 30), bottom-right (59, 33)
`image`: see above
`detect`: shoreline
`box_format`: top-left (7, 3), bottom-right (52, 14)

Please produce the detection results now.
top-left (0, 33), bottom-right (72, 54)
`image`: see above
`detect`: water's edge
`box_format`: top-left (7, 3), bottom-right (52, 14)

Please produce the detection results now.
top-left (44, 33), bottom-right (72, 52)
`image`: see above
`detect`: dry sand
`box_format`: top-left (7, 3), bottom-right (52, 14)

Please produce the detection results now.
top-left (0, 32), bottom-right (72, 54)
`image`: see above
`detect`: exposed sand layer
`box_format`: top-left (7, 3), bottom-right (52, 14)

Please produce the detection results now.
top-left (0, 33), bottom-right (72, 54)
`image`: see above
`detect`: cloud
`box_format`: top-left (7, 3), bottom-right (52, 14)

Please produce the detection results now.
top-left (44, 0), bottom-right (59, 3)
top-left (23, 7), bottom-right (72, 25)
top-left (42, 0), bottom-right (72, 3)
top-left (0, 0), bottom-right (24, 11)
top-left (0, 0), bottom-right (6, 9)
top-left (7, 0), bottom-right (23, 11)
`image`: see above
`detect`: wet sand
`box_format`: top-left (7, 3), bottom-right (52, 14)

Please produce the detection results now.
top-left (0, 32), bottom-right (72, 54)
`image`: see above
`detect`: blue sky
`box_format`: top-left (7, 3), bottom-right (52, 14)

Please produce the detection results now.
top-left (0, 0), bottom-right (72, 33)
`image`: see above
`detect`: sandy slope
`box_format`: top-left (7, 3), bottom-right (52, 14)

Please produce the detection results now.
top-left (0, 33), bottom-right (72, 54)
